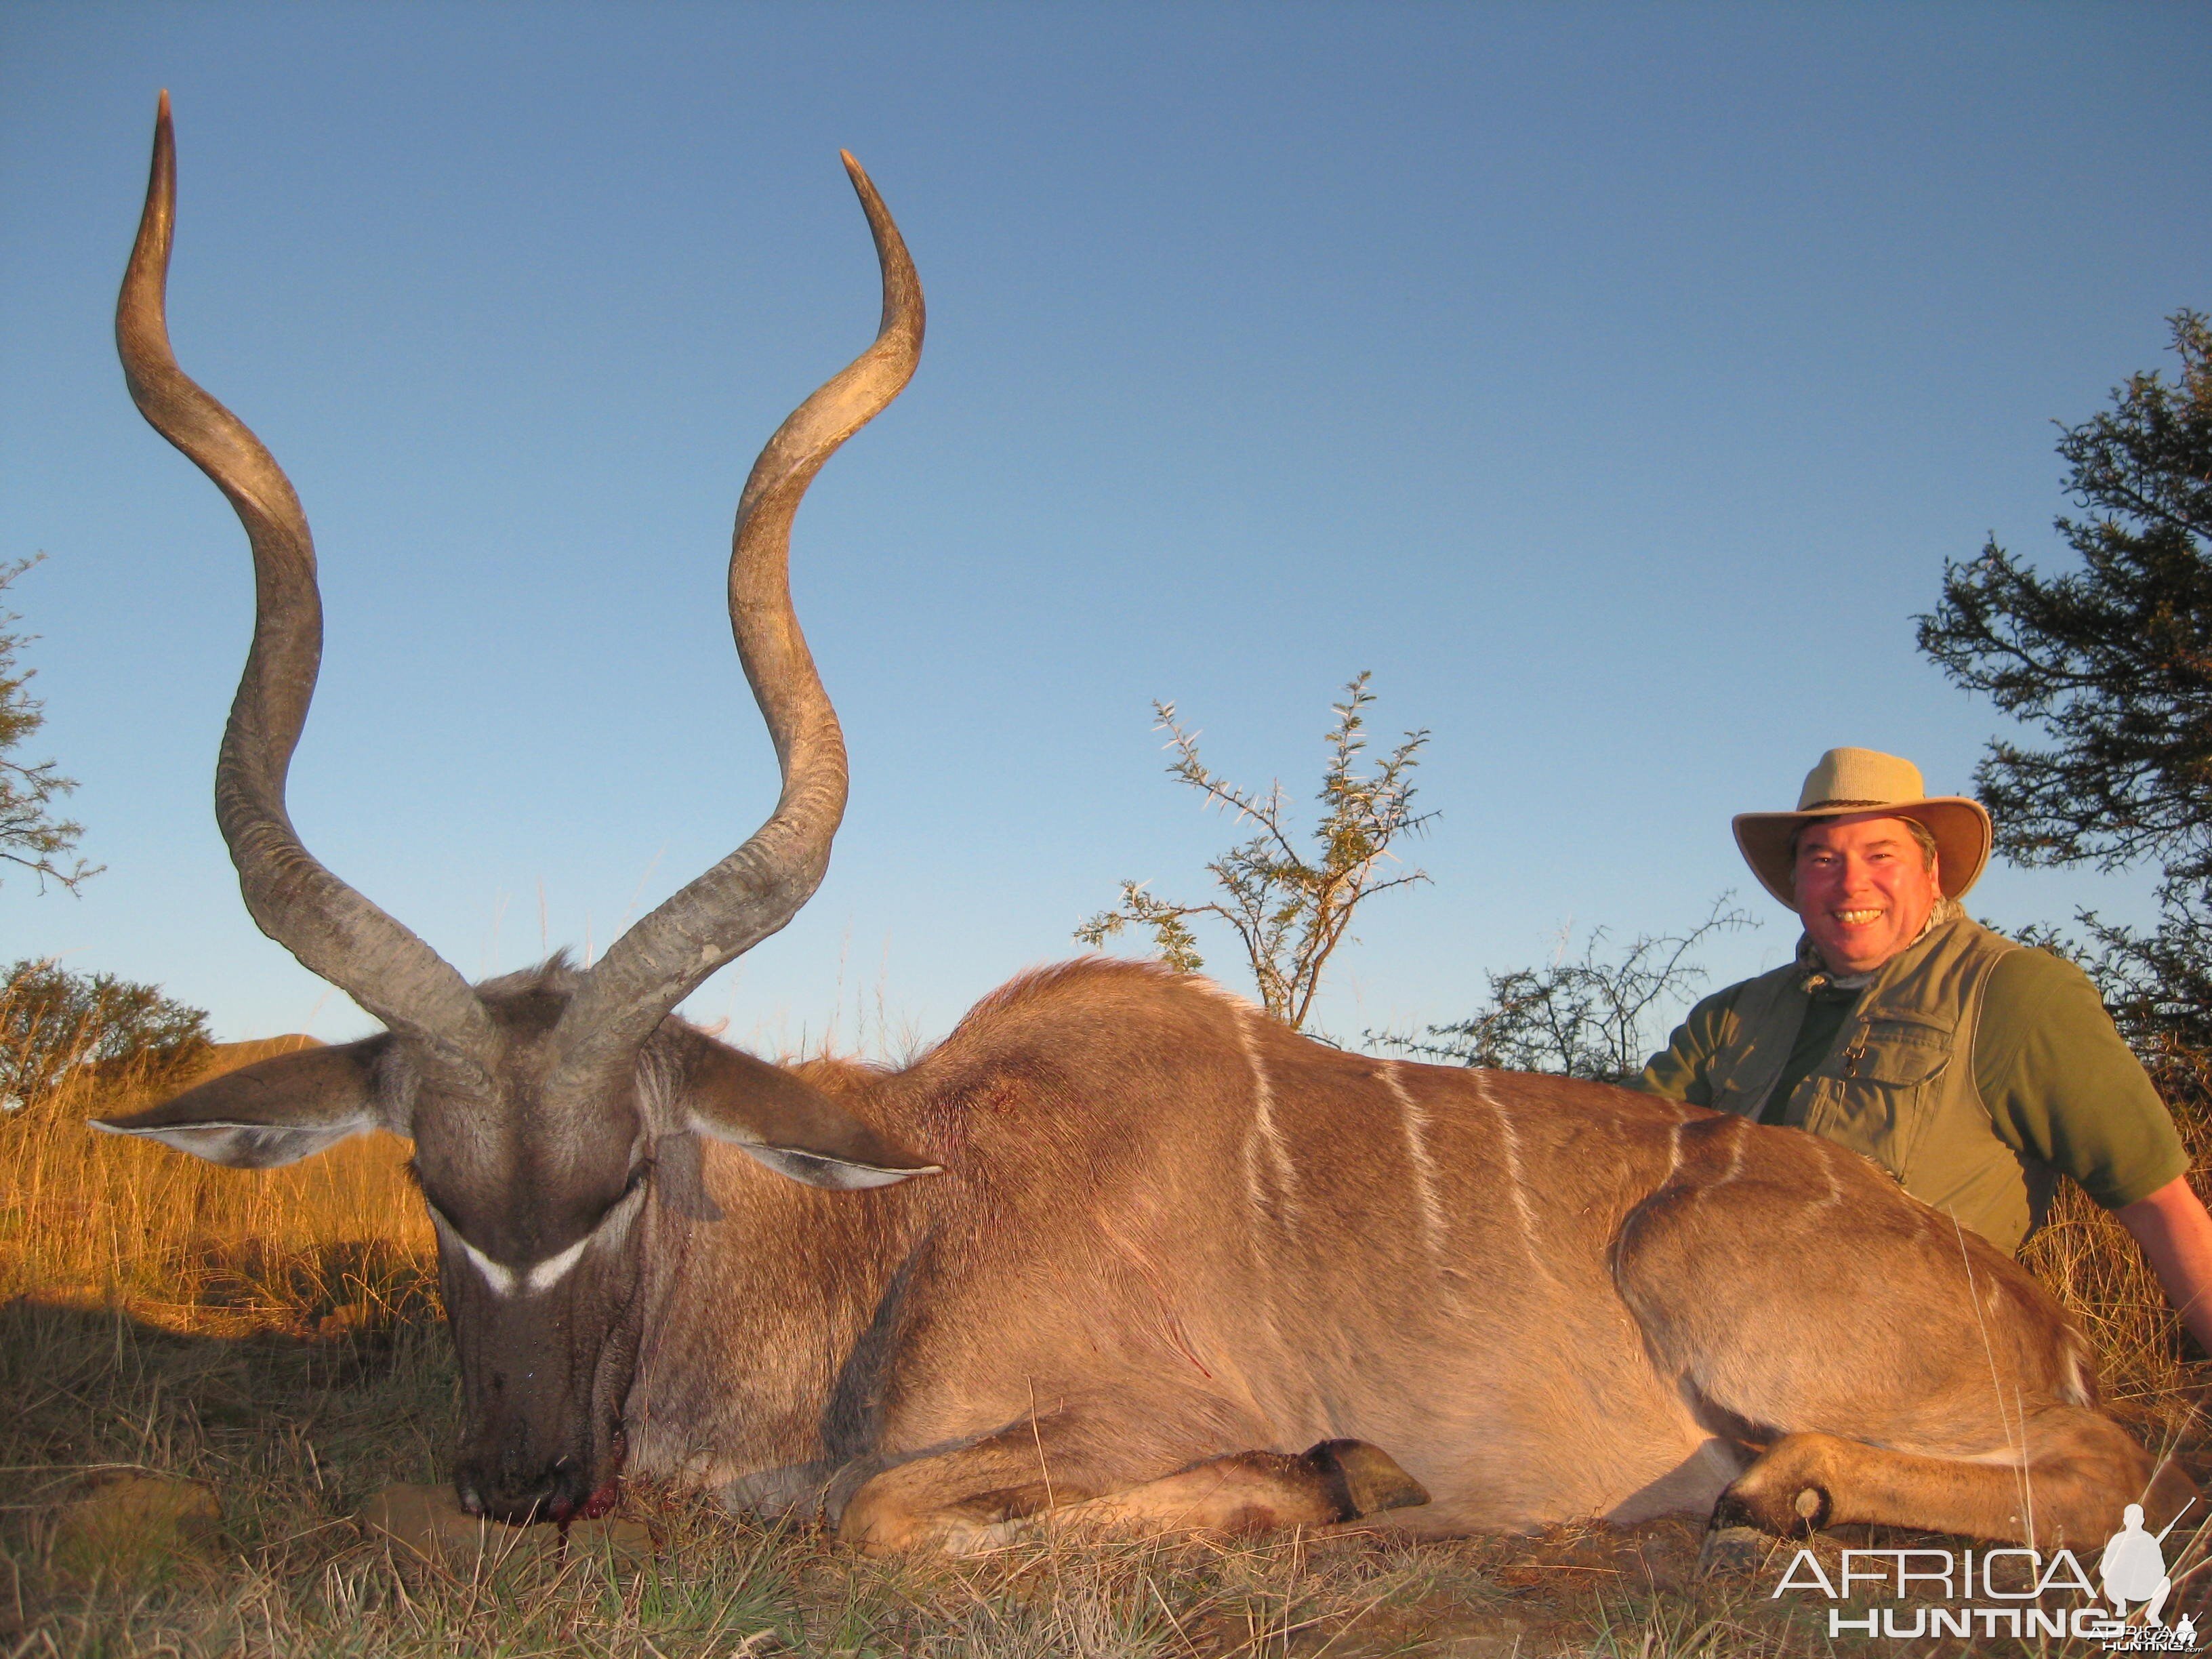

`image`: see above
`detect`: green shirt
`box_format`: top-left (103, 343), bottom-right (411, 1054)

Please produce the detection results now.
top-left (1637, 947), bottom-right (2186, 1213)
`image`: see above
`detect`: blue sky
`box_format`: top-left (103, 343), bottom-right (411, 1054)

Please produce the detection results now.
top-left (3, 3), bottom-right (2208, 1054)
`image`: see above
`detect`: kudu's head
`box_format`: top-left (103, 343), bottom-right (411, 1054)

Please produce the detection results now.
top-left (95, 96), bottom-right (935, 1525)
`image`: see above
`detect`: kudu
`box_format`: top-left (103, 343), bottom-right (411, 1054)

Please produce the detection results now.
top-left (102, 97), bottom-right (2184, 1556)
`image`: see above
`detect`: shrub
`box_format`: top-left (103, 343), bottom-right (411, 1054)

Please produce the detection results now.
top-left (0, 958), bottom-right (210, 1113)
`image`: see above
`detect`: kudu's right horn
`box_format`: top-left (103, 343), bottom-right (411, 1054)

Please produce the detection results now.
top-left (117, 92), bottom-right (493, 1071)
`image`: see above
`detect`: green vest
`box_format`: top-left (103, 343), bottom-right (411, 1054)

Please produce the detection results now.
top-left (1702, 915), bottom-right (2055, 1254)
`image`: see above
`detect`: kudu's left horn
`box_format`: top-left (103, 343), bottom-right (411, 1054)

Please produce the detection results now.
top-left (546, 147), bottom-right (924, 1092)
top-left (117, 92), bottom-right (495, 1069)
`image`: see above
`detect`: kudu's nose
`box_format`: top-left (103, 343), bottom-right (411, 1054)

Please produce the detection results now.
top-left (456, 1455), bottom-right (594, 1526)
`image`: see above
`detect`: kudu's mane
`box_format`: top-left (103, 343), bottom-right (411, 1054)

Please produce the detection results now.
top-left (458, 952), bottom-right (1245, 1157)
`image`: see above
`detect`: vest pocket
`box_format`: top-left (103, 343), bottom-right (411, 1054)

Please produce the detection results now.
top-left (1839, 1017), bottom-right (1953, 1086)
top-left (1806, 1016), bottom-right (1954, 1180)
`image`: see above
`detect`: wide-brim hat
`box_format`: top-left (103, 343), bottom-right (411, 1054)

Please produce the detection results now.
top-left (1732, 747), bottom-right (1992, 912)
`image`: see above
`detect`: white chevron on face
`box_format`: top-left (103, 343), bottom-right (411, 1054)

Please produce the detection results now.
top-left (436, 1204), bottom-right (616, 1298)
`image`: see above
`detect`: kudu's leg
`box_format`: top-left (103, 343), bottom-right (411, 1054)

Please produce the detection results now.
top-left (1709, 1413), bottom-right (2190, 1546)
top-left (1615, 1118), bottom-right (2187, 1551)
top-left (1040, 1440), bottom-right (1427, 1544)
top-left (838, 1399), bottom-right (1425, 1555)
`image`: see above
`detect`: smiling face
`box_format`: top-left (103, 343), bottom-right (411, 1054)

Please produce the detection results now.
top-left (1791, 813), bottom-right (1943, 975)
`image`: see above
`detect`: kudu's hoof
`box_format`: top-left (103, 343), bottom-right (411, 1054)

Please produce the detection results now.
top-left (1305, 1439), bottom-right (1431, 1518)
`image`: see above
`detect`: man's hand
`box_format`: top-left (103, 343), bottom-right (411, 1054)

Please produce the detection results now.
top-left (2115, 1175), bottom-right (2212, 1355)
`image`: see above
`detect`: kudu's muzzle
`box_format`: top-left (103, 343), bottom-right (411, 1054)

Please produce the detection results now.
top-left (447, 1273), bottom-right (640, 1525)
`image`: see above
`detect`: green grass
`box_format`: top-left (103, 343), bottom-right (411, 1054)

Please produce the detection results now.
top-left (3, 1044), bottom-right (2209, 1655)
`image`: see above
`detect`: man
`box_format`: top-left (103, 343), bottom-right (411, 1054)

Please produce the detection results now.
top-left (1635, 746), bottom-right (2212, 1349)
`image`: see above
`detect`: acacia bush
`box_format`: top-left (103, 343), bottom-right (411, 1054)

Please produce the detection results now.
top-left (0, 957), bottom-right (210, 1113)
top-left (1385, 898), bottom-right (1755, 1083)
top-left (0, 556), bottom-right (96, 893)
top-left (1080, 673), bottom-right (1432, 1031)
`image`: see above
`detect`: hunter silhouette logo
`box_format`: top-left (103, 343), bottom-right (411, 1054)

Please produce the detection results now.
top-left (2103, 1505), bottom-right (2175, 1626)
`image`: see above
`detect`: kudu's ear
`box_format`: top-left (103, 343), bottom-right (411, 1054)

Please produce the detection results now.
top-left (686, 1044), bottom-right (940, 1191)
top-left (90, 1038), bottom-right (391, 1168)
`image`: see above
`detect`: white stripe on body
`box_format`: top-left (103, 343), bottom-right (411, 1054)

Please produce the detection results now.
top-left (1186, 977), bottom-right (1297, 1412)
top-left (1709, 1115), bottom-right (1750, 1189)
top-left (1470, 1069), bottom-right (1568, 1294)
top-left (1225, 1003), bottom-right (1298, 1224)
top-left (1378, 1061), bottom-right (1445, 1258)
top-left (1816, 1143), bottom-right (1847, 1210)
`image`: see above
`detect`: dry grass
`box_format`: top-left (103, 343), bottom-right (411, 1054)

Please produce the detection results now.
top-left (3, 1049), bottom-right (2209, 1656)
top-left (2027, 1185), bottom-right (2209, 1437)
top-left (0, 1042), bottom-right (435, 1338)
